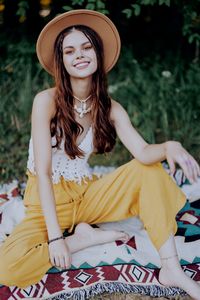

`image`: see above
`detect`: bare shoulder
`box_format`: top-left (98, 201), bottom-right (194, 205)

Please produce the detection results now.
top-left (32, 87), bottom-right (56, 118)
top-left (110, 99), bottom-right (128, 123)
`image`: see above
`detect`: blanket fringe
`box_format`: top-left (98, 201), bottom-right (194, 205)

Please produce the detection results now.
top-left (46, 282), bottom-right (186, 300)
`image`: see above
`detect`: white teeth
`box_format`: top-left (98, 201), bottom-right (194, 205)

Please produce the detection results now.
top-left (75, 62), bottom-right (89, 68)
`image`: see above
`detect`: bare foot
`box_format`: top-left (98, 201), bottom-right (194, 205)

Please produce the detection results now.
top-left (159, 262), bottom-right (200, 300)
top-left (65, 222), bottom-right (129, 253)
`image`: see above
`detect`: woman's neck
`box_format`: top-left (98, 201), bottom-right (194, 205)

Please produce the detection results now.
top-left (70, 77), bottom-right (92, 100)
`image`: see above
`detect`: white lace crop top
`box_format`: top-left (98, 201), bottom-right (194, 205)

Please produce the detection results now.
top-left (27, 126), bottom-right (94, 184)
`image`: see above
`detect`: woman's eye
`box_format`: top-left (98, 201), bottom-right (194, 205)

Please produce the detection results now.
top-left (64, 50), bottom-right (74, 55)
top-left (84, 45), bottom-right (92, 50)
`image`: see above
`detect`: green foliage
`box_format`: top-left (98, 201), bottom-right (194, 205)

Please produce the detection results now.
top-left (122, 0), bottom-right (170, 19)
top-left (182, 3), bottom-right (200, 61)
top-left (1, 40), bottom-right (200, 181)
top-left (0, 39), bottom-right (52, 182)
top-left (62, 5), bottom-right (73, 11)
top-left (62, 0), bottom-right (108, 14)
top-left (1, 0), bottom-right (200, 181)
top-left (132, 4), bottom-right (141, 16)
top-left (121, 1), bottom-right (200, 61)
top-left (4, 1), bottom-right (200, 53)
top-left (159, 0), bottom-right (170, 6)
top-left (106, 49), bottom-right (200, 165)
top-left (16, 0), bottom-right (29, 17)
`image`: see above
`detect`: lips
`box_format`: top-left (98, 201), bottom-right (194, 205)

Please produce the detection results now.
top-left (74, 61), bottom-right (90, 69)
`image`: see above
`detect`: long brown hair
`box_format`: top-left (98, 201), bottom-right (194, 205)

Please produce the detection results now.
top-left (51, 25), bottom-right (116, 159)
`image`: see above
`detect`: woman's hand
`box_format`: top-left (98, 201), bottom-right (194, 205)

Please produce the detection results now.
top-left (48, 238), bottom-right (71, 269)
top-left (165, 141), bottom-right (200, 184)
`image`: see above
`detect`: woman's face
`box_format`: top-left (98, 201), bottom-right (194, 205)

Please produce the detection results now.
top-left (62, 29), bottom-right (98, 79)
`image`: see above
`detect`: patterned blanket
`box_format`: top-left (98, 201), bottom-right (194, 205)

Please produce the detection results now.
top-left (0, 168), bottom-right (199, 300)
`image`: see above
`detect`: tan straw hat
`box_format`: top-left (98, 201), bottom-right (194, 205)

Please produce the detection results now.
top-left (36, 9), bottom-right (121, 75)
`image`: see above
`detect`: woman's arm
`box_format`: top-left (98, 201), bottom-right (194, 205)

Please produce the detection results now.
top-left (31, 89), bottom-right (71, 269)
top-left (111, 100), bottom-right (200, 183)
top-left (32, 89), bottom-right (62, 239)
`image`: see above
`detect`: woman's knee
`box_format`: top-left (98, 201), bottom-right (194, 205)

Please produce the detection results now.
top-left (134, 159), bottom-right (167, 176)
top-left (129, 159), bottom-right (165, 177)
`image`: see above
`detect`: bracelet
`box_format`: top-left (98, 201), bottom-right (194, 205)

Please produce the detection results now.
top-left (48, 236), bottom-right (64, 245)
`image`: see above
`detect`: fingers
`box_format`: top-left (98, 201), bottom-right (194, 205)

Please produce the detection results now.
top-left (167, 157), bottom-right (176, 175)
top-left (165, 141), bottom-right (200, 184)
top-left (178, 156), bottom-right (193, 183)
top-left (50, 253), bottom-right (55, 267)
top-left (50, 252), bottom-right (71, 269)
top-left (48, 239), bottom-right (72, 270)
top-left (177, 153), bottom-right (200, 184)
top-left (54, 255), bottom-right (71, 269)
top-left (54, 256), bottom-right (61, 268)
top-left (64, 254), bottom-right (71, 269)
top-left (167, 144), bottom-right (200, 184)
top-left (187, 156), bottom-right (200, 182)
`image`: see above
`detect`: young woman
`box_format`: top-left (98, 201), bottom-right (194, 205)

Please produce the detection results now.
top-left (0, 9), bottom-right (200, 299)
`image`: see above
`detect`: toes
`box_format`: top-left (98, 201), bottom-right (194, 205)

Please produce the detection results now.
top-left (123, 234), bottom-right (130, 241)
top-left (75, 224), bottom-right (130, 244)
top-left (122, 232), bottom-right (130, 240)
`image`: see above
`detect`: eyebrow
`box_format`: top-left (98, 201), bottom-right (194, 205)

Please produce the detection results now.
top-left (63, 41), bottom-right (91, 50)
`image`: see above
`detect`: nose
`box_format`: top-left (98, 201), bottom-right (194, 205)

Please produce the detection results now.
top-left (76, 48), bottom-right (84, 59)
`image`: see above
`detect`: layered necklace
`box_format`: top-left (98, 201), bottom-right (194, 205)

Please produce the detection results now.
top-left (73, 94), bottom-right (92, 118)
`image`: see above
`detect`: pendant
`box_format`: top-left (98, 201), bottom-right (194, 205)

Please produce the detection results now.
top-left (74, 104), bottom-right (92, 118)
top-left (73, 94), bottom-right (92, 118)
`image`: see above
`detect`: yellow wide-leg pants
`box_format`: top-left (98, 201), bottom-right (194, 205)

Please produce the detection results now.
top-left (0, 160), bottom-right (186, 288)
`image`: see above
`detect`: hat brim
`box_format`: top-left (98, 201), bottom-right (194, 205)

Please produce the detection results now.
top-left (36, 9), bottom-right (121, 75)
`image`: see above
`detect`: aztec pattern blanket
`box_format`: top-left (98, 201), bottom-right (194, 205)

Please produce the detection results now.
top-left (0, 167), bottom-right (199, 300)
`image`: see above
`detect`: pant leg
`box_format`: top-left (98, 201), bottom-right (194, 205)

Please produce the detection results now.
top-left (76, 159), bottom-right (186, 249)
top-left (0, 209), bottom-right (51, 288)
top-left (0, 173), bottom-right (80, 288)
top-left (0, 160), bottom-right (186, 288)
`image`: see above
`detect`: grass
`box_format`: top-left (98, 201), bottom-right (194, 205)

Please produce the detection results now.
top-left (0, 43), bottom-right (200, 182)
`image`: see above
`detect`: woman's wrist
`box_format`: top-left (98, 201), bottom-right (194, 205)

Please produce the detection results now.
top-left (159, 141), bottom-right (169, 160)
top-left (163, 141), bottom-right (168, 157)
top-left (164, 141), bottom-right (181, 152)
top-left (48, 235), bottom-right (64, 245)
top-left (47, 223), bottom-right (63, 240)
top-left (164, 140), bottom-right (182, 162)
top-left (48, 230), bottom-right (63, 241)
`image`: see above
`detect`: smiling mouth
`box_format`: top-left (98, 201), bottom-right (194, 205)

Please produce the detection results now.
top-left (74, 61), bottom-right (90, 69)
